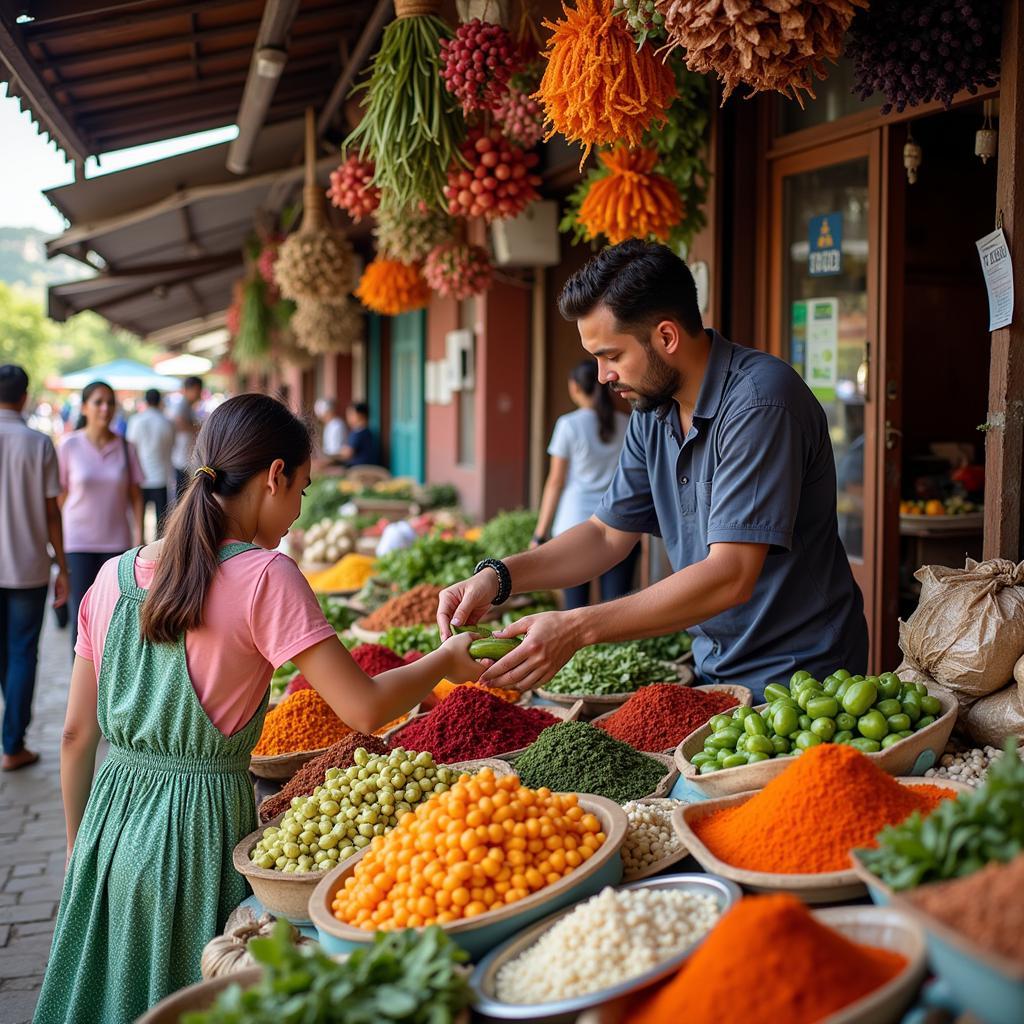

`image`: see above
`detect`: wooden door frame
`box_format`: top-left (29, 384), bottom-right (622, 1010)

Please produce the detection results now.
top-left (764, 130), bottom-right (885, 668)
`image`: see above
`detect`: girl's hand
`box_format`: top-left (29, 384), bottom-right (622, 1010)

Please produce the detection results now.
top-left (439, 631), bottom-right (492, 683)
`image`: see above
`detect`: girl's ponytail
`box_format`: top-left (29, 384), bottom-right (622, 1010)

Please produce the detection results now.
top-left (140, 393), bottom-right (311, 644)
top-left (570, 360), bottom-right (616, 444)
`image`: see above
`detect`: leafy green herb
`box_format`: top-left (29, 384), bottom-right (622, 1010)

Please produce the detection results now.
top-left (296, 478), bottom-right (348, 530)
top-left (859, 740), bottom-right (1024, 890)
top-left (633, 631), bottom-right (693, 662)
top-left (498, 592), bottom-right (560, 627)
top-left (381, 624), bottom-right (441, 657)
top-left (479, 509), bottom-right (538, 560)
top-left (376, 537), bottom-right (484, 591)
top-left (545, 642), bottom-right (678, 696)
top-left (318, 595), bottom-right (360, 633)
top-left (182, 919), bottom-right (469, 1024)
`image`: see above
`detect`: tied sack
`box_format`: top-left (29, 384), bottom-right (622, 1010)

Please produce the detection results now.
top-left (897, 558), bottom-right (1024, 704)
top-left (962, 653), bottom-right (1024, 747)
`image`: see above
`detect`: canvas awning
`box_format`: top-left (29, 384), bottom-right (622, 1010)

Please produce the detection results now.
top-left (57, 358), bottom-right (182, 391)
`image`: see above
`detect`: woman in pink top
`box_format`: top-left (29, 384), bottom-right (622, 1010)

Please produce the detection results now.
top-left (37, 394), bottom-right (486, 1024)
top-left (58, 380), bottom-right (144, 657)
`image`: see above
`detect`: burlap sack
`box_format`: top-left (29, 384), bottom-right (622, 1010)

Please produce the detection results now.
top-left (963, 683), bottom-right (1024, 747)
top-left (898, 558), bottom-right (1024, 702)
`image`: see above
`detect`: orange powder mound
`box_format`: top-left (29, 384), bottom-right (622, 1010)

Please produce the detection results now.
top-left (627, 894), bottom-right (906, 1024)
top-left (252, 688), bottom-right (352, 756)
top-left (693, 744), bottom-right (954, 873)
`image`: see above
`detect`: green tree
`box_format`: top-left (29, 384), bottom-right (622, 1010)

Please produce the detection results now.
top-left (0, 281), bottom-right (55, 389)
top-left (52, 310), bottom-right (159, 375)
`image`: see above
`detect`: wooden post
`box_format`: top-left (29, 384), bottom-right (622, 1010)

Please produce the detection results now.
top-left (983, 0), bottom-right (1024, 560)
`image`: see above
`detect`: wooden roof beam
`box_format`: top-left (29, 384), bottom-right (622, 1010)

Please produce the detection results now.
top-left (22, 0), bottom-right (243, 42)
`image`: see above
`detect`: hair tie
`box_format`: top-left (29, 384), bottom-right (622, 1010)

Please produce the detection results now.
top-left (194, 466), bottom-right (217, 481)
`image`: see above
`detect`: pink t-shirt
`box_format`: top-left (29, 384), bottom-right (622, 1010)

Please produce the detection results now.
top-left (58, 431), bottom-right (145, 553)
top-left (76, 546), bottom-right (338, 736)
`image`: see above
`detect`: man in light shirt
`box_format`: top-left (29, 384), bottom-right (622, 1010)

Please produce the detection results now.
top-left (126, 388), bottom-right (175, 540)
top-left (0, 364), bottom-right (68, 771)
top-left (315, 398), bottom-right (347, 461)
top-left (167, 375), bottom-right (203, 495)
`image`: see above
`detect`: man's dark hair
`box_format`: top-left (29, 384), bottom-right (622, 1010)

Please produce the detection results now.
top-left (349, 401), bottom-right (369, 419)
top-left (0, 364), bottom-right (29, 404)
top-left (558, 240), bottom-right (703, 339)
top-left (183, 376), bottom-right (203, 391)
top-left (145, 388), bottom-right (161, 407)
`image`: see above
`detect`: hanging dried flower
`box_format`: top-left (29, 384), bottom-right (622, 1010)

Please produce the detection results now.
top-left (614, 0), bottom-right (667, 47)
top-left (327, 155), bottom-right (381, 221)
top-left (291, 297), bottom-right (364, 355)
top-left (422, 242), bottom-right (493, 300)
top-left (355, 259), bottom-right (431, 316)
top-left (374, 201), bottom-right (454, 263)
top-left (440, 18), bottom-right (519, 113)
top-left (577, 146), bottom-right (684, 244)
top-left (537, 0), bottom-right (676, 162)
top-left (657, 0), bottom-right (867, 103)
top-left (847, 0), bottom-right (1002, 114)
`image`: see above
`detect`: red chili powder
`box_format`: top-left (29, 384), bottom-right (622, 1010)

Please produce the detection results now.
top-left (390, 685), bottom-right (559, 760)
top-left (596, 684), bottom-right (738, 751)
top-left (350, 643), bottom-right (405, 676)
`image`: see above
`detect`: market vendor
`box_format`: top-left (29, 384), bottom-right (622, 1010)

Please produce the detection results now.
top-left (438, 240), bottom-right (868, 699)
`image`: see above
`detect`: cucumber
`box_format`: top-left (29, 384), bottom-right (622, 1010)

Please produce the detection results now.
top-left (468, 638), bottom-right (521, 659)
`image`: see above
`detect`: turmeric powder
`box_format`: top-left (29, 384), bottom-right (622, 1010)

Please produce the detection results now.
top-left (627, 894), bottom-right (906, 1024)
top-left (431, 678), bottom-right (520, 705)
top-left (693, 744), bottom-right (954, 873)
top-left (252, 688), bottom-right (351, 756)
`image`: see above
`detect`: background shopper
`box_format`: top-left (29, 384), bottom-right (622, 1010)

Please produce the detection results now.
top-left (126, 388), bottom-right (174, 541)
top-left (167, 375), bottom-right (203, 495)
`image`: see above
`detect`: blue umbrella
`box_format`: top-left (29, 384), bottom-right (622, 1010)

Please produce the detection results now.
top-left (58, 359), bottom-right (182, 392)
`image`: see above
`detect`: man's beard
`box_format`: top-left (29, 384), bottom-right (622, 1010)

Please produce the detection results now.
top-left (612, 347), bottom-right (682, 412)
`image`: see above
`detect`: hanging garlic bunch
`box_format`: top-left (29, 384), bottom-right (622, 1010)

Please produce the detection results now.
top-left (200, 908), bottom-right (312, 980)
top-left (274, 110), bottom-right (358, 302)
top-left (292, 297), bottom-right (364, 355)
top-left (374, 200), bottom-right (454, 263)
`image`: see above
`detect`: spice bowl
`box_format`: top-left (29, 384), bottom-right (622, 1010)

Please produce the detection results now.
top-left (249, 746), bottom-right (330, 781)
top-left (309, 795), bottom-right (628, 961)
top-left (673, 686), bottom-right (959, 800)
top-left (536, 664), bottom-right (696, 719)
top-left (621, 798), bottom-right (692, 883)
top-left (469, 873), bottom-right (741, 1022)
top-left (590, 684), bottom-right (753, 754)
top-left (672, 778), bottom-right (968, 904)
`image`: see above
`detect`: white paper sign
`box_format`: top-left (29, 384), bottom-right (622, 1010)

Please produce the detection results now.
top-left (976, 228), bottom-right (1014, 331)
top-left (805, 297), bottom-right (839, 395)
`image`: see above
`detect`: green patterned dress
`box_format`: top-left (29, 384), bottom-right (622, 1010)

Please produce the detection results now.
top-left (34, 543), bottom-right (269, 1024)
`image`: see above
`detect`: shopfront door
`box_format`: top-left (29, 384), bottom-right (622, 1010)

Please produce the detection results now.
top-left (389, 311), bottom-right (425, 482)
top-left (769, 133), bottom-right (882, 660)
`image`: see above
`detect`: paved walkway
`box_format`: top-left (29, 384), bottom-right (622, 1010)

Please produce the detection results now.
top-left (1, 612), bottom-right (73, 1024)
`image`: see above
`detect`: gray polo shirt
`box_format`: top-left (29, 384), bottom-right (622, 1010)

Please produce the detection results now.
top-left (596, 330), bottom-right (867, 698)
top-left (0, 410), bottom-right (61, 588)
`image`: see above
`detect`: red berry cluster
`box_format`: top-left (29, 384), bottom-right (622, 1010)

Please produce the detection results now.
top-left (423, 242), bottom-right (493, 301)
top-left (327, 155), bottom-right (381, 221)
top-left (444, 128), bottom-right (541, 222)
top-left (439, 18), bottom-right (518, 113)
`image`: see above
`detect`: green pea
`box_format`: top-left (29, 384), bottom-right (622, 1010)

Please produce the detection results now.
top-left (881, 734), bottom-right (903, 749)
top-left (811, 717), bottom-right (836, 741)
top-left (744, 714), bottom-right (768, 737)
top-left (746, 734), bottom-right (775, 755)
top-left (699, 762), bottom-right (720, 774)
top-left (733, 706), bottom-right (756, 721)
top-left (692, 751), bottom-right (715, 767)
top-left (835, 712), bottom-right (857, 731)
top-left (735, 735), bottom-right (750, 752)
top-left (799, 714), bottom-right (813, 732)
top-left (833, 730), bottom-right (854, 743)
top-left (770, 697), bottom-right (801, 714)
top-left (915, 715), bottom-right (937, 730)
top-left (764, 683), bottom-right (791, 703)
top-left (833, 669), bottom-right (852, 682)
top-left (795, 730), bottom-right (822, 750)
top-left (796, 686), bottom-right (823, 711)
top-left (790, 670), bottom-right (813, 687)
top-left (806, 695), bottom-right (839, 719)
top-left (920, 694), bottom-right (942, 716)
top-left (897, 730), bottom-right (914, 739)
top-left (716, 747), bottom-right (733, 763)
top-left (849, 737), bottom-right (882, 754)
top-left (823, 677), bottom-right (841, 696)
top-left (707, 728), bottom-right (742, 750)
top-left (709, 714), bottom-right (734, 733)
top-left (836, 679), bottom-right (852, 701)
top-left (747, 752), bottom-right (771, 763)
top-left (721, 752), bottom-right (750, 768)
top-left (876, 699), bottom-right (903, 718)
top-left (771, 735), bottom-right (791, 754)
top-left (913, 682), bottom-right (928, 696)
top-left (886, 713), bottom-right (912, 733)
top-left (877, 673), bottom-right (902, 699)
top-left (857, 709), bottom-right (889, 741)
top-left (841, 680), bottom-right (878, 716)
top-left (901, 695), bottom-right (923, 723)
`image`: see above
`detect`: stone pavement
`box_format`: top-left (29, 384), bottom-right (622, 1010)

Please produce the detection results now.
top-left (1, 612), bottom-right (73, 1024)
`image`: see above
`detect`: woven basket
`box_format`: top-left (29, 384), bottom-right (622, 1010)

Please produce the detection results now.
top-left (536, 663), bottom-right (696, 719)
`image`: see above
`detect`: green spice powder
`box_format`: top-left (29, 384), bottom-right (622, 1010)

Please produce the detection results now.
top-left (513, 721), bottom-right (667, 804)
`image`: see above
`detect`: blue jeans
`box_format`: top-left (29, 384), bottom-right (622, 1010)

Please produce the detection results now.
top-left (67, 551), bottom-right (119, 659)
top-left (0, 585), bottom-right (48, 755)
top-left (563, 543), bottom-right (641, 611)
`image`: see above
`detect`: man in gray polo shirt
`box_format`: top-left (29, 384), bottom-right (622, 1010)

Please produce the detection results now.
top-left (438, 241), bottom-right (867, 699)
top-left (0, 364), bottom-right (68, 770)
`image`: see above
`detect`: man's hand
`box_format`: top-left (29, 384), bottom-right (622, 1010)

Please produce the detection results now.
top-left (437, 569), bottom-right (499, 640)
top-left (53, 569), bottom-right (69, 609)
top-left (478, 611), bottom-right (581, 692)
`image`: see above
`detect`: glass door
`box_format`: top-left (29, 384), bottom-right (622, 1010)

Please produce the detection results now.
top-left (769, 133), bottom-right (881, 652)
top-left (389, 311), bottom-right (426, 481)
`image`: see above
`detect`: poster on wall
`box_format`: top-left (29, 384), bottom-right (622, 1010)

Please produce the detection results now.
top-left (805, 298), bottom-right (839, 402)
top-left (976, 227), bottom-right (1014, 331)
top-left (808, 213), bottom-right (843, 277)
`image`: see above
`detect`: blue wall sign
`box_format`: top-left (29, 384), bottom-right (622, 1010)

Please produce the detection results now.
top-left (808, 212), bottom-right (843, 277)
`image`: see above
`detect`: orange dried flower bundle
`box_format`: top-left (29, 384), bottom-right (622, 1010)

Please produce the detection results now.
top-left (355, 259), bottom-right (431, 316)
top-left (537, 0), bottom-right (675, 162)
top-left (577, 146), bottom-right (684, 244)
top-left (657, 0), bottom-right (867, 103)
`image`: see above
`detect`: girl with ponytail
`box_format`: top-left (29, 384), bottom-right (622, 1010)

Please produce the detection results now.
top-left (37, 394), bottom-right (484, 1024)
top-left (533, 360), bottom-right (639, 610)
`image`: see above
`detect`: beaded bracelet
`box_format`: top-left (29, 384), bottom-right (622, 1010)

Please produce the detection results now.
top-left (474, 557), bottom-right (512, 605)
